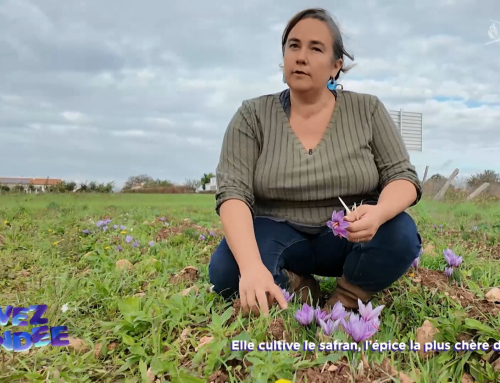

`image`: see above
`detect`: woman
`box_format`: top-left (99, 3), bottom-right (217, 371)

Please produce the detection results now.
top-left (208, 8), bottom-right (422, 317)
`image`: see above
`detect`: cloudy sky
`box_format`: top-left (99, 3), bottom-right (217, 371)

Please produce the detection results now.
top-left (1, 0), bottom-right (499, 189)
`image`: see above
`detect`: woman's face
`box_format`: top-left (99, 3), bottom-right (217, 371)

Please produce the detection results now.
top-left (283, 18), bottom-right (342, 93)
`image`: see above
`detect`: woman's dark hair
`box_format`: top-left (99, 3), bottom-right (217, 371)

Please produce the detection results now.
top-left (281, 8), bottom-right (354, 80)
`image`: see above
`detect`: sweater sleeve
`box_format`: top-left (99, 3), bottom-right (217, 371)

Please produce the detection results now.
top-left (370, 96), bottom-right (422, 206)
top-left (215, 102), bottom-right (259, 216)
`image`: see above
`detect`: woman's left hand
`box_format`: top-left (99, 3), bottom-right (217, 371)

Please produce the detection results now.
top-left (344, 205), bottom-right (385, 243)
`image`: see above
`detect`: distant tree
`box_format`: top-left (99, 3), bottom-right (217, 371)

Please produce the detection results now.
top-left (466, 170), bottom-right (500, 188)
top-left (184, 178), bottom-right (201, 191)
top-left (200, 172), bottom-right (215, 190)
top-left (122, 174), bottom-right (154, 191)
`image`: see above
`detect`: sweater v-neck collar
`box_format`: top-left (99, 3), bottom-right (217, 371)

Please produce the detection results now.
top-left (274, 88), bottom-right (343, 156)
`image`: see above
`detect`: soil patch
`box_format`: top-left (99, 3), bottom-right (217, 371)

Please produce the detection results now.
top-left (412, 268), bottom-right (499, 318)
top-left (169, 266), bottom-right (199, 284)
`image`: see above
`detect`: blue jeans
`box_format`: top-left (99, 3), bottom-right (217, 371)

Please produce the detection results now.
top-left (208, 212), bottom-right (422, 299)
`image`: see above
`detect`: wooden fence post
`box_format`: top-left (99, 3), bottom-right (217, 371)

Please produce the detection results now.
top-left (433, 168), bottom-right (459, 201)
top-left (467, 183), bottom-right (490, 200)
top-left (422, 166), bottom-right (429, 183)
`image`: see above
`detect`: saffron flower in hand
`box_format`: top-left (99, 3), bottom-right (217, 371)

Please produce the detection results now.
top-left (327, 210), bottom-right (350, 239)
top-left (281, 289), bottom-right (295, 302)
top-left (294, 303), bottom-right (314, 326)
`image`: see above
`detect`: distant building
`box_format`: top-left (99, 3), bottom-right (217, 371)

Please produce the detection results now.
top-left (0, 177), bottom-right (62, 193)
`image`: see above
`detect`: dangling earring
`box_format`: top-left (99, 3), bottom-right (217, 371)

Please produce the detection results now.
top-left (282, 73), bottom-right (287, 83)
top-left (327, 77), bottom-right (337, 90)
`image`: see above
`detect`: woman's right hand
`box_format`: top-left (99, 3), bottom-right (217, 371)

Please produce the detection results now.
top-left (239, 263), bottom-right (288, 317)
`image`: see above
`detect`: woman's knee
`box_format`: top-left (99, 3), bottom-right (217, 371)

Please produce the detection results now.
top-left (343, 212), bottom-right (422, 292)
top-left (208, 239), bottom-right (240, 299)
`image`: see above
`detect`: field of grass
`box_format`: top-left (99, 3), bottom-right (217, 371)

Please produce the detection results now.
top-left (1, 193), bottom-right (500, 382)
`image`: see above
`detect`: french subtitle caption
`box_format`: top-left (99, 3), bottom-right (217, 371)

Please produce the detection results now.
top-left (230, 340), bottom-right (500, 353)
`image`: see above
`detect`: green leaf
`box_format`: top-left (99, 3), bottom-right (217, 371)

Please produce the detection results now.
top-left (121, 333), bottom-right (136, 346)
top-left (171, 370), bottom-right (205, 383)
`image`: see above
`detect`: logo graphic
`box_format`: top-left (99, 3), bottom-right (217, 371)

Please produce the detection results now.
top-left (485, 20), bottom-right (500, 45)
top-left (0, 305), bottom-right (69, 352)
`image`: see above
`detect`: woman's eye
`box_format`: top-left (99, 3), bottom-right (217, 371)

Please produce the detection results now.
top-left (313, 47), bottom-right (322, 52)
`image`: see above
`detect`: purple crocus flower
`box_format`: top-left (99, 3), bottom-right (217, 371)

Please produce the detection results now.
top-left (358, 299), bottom-right (384, 322)
top-left (103, 226), bottom-right (108, 231)
top-left (148, 240), bottom-right (154, 247)
top-left (199, 234), bottom-right (206, 240)
top-left (113, 225), bottom-right (119, 229)
top-left (411, 256), bottom-right (420, 268)
top-left (342, 313), bottom-right (378, 342)
top-left (117, 245), bottom-right (122, 251)
top-left (281, 289), bottom-right (295, 302)
top-left (209, 231), bottom-right (215, 237)
top-left (294, 304), bottom-right (314, 326)
top-left (318, 318), bottom-right (340, 336)
top-left (125, 235), bottom-right (133, 243)
top-left (82, 229), bottom-right (90, 234)
top-left (165, 222), bottom-right (170, 226)
top-left (329, 301), bottom-right (349, 321)
top-left (445, 267), bottom-right (454, 278)
top-left (132, 240), bottom-right (139, 248)
top-left (96, 220), bottom-right (104, 227)
top-left (120, 225), bottom-right (126, 230)
top-left (160, 217), bottom-right (165, 221)
top-left (326, 210), bottom-right (350, 239)
top-left (443, 248), bottom-right (462, 268)
top-left (315, 308), bottom-right (331, 325)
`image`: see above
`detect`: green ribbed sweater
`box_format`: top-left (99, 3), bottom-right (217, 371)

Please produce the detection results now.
top-left (215, 89), bottom-right (422, 231)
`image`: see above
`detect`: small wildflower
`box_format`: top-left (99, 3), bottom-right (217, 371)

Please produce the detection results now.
top-left (472, 226), bottom-right (478, 231)
top-left (342, 313), bottom-right (378, 342)
top-left (443, 248), bottom-right (462, 268)
top-left (281, 289), bottom-right (295, 302)
top-left (113, 225), bottom-right (119, 229)
top-left (318, 317), bottom-right (341, 336)
top-left (294, 303), bottom-right (314, 326)
top-left (120, 230), bottom-right (127, 234)
top-left (326, 210), bottom-right (350, 239)
top-left (61, 303), bottom-right (69, 313)
top-left (104, 246), bottom-right (110, 250)
top-left (132, 240), bottom-right (139, 248)
top-left (275, 380), bottom-right (292, 383)
top-left (199, 234), bottom-right (206, 240)
top-left (411, 256), bottom-right (420, 268)
top-left (117, 245), bottom-right (122, 251)
top-left (103, 226), bottom-right (108, 231)
top-left (120, 225), bottom-right (126, 230)
top-left (445, 267), bottom-right (454, 278)
top-left (209, 231), bottom-right (215, 236)
top-left (164, 222), bottom-right (170, 226)
top-left (358, 299), bottom-right (384, 322)
top-left (53, 241), bottom-right (58, 245)
top-left (82, 229), bottom-right (90, 234)
top-left (315, 307), bottom-right (331, 325)
top-left (159, 217), bottom-right (165, 221)
top-left (329, 301), bottom-right (349, 321)
top-left (148, 240), bottom-right (154, 247)
top-left (125, 235), bottom-right (133, 243)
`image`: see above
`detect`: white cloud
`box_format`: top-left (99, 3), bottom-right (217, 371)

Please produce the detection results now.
top-left (0, 0), bottom-right (499, 188)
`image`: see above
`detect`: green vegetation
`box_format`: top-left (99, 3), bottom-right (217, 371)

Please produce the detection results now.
top-left (1, 193), bottom-right (500, 382)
